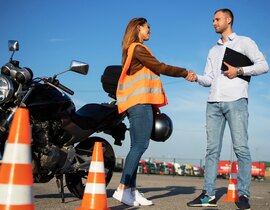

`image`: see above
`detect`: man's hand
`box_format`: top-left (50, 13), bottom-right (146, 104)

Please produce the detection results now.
top-left (185, 70), bottom-right (198, 82)
top-left (223, 62), bottom-right (238, 79)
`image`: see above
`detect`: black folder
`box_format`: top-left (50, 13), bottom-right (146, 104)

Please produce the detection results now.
top-left (221, 47), bottom-right (253, 82)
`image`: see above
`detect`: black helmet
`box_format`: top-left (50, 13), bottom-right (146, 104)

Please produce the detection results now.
top-left (151, 112), bottom-right (173, 142)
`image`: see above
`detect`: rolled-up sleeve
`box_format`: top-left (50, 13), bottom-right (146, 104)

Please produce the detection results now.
top-left (242, 38), bottom-right (269, 76)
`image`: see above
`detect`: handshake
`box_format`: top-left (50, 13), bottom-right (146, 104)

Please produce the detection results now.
top-left (185, 62), bottom-right (241, 82)
top-left (185, 70), bottom-right (198, 82)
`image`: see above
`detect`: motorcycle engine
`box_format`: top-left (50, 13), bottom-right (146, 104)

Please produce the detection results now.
top-left (40, 144), bottom-right (61, 169)
top-left (32, 121), bottom-right (67, 171)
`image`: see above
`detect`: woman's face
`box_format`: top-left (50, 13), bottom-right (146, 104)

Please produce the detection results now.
top-left (138, 23), bottom-right (151, 42)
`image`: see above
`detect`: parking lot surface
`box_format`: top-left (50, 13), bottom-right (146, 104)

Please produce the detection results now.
top-left (33, 172), bottom-right (270, 210)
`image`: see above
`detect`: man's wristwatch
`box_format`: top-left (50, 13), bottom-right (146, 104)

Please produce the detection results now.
top-left (237, 67), bottom-right (243, 75)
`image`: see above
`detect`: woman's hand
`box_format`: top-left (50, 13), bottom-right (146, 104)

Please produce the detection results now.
top-left (185, 70), bottom-right (198, 82)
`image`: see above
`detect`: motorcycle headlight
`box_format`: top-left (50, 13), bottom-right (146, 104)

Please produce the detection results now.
top-left (0, 75), bottom-right (14, 104)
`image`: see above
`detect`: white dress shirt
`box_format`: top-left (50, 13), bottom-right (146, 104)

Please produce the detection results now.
top-left (197, 33), bottom-right (269, 102)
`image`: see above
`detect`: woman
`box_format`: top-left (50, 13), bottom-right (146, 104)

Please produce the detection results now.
top-left (113, 17), bottom-right (191, 206)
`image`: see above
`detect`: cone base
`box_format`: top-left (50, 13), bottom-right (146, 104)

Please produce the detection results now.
top-left (76, 208), bottom-right (110, 210)
top-left (77, 193), bottom-right (110, 210)
top-left (0, 204), bottom-right (34, 210)
top-left (220, 195), bottom-right (238, 202)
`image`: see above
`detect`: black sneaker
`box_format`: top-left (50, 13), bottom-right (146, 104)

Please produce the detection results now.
top-left (187, 190), bottom-right (217, 207)
top-left (236, 195), bottom-right (251, 210)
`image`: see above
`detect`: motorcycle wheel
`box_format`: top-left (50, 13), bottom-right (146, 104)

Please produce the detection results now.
top-left (65, 136), bottom-right (115, 199)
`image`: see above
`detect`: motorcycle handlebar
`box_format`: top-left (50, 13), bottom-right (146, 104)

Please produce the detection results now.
top-left (47, 78), bottom-right (74, 95)
top-left (56, 83), bottom-right (74, 95)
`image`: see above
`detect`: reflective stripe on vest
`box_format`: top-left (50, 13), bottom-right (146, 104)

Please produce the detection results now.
top-left (116, 43), bottom-right (167, 113)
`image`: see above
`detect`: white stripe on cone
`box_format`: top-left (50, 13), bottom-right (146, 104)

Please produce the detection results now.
top-left (84, 183), bottom-right (106, 194)
top-left (228, 184), bottom-right (238, 190)
top-left (0, 184), bottom-right (33, 204)
top-left (89, 161), bottom-right (105, 173)
top-left (2, 144), bottom-right (31, 164)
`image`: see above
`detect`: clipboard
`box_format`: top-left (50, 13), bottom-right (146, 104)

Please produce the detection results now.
top-left (221, 47), bottom-right (253, 82)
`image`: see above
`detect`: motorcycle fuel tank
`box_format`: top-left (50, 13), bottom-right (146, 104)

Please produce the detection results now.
top-left (26, 84), bottom-right (75, 121)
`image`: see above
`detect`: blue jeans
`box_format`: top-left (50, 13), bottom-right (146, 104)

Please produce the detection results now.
top-left (203, 98), bottom-right (252, 197)
top-left (120, 104), bottom-right (153, 188)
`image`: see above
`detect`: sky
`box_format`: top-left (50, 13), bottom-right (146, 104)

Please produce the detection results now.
top-left (1, 0), bottom-right (269, 165)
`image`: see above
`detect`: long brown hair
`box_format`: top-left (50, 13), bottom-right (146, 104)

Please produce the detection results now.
top-left (122, 17), bottom-right (148, 65)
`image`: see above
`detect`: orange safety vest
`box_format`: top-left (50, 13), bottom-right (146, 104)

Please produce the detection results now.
top-left (116, 42), bottom-right (168, 113)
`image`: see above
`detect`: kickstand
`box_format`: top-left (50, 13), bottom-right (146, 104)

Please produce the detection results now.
top-left (56, 174), bottom-right (65, 203)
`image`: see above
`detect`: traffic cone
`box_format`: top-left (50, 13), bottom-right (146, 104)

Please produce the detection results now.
top-left (0, 108), bottom-right (34, 210)
top-left (76, 141), bottom-right (110, 210)
top-left (221, 161), bottom-right (238, 202)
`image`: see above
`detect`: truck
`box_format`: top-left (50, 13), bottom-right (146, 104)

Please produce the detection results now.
top-left (193, 166), bottom-right (204, 177)
top-left (251, 162), bottom-right (265, 180)
top-left (217, 160), bottom-right (231, 179)
top-left (177, 163), bottom-right (194, 176)
top-left (217, 160), bottom-right (265, 180)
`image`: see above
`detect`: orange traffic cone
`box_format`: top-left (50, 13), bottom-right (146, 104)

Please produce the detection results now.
top-left (0, 108), bottom-right (34, 210)
top-left (221, 161), bottom-right (238, 202)
top-left (76, 141), bottom-right (110, 210)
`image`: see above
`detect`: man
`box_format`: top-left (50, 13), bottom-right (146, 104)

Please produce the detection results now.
top-left (186, 8), bottom-right (268, 210)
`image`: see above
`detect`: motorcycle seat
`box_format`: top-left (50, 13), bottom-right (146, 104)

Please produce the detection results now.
top-left (71, 103), bottom-right (119, 130)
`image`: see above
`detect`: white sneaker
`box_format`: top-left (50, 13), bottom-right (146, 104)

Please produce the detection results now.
top-left (113, 188), bottom-right (139, 206)
top-left (132, 190), bottom-right (153, 206)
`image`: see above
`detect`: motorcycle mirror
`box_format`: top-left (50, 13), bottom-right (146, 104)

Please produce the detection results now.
top-left (70, 60), bottom-right (89, 75)
top-left (8, 40), bottom-right (19, 51)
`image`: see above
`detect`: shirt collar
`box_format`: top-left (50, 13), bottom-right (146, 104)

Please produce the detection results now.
top-left (217, 32), bottom-right (237, 45)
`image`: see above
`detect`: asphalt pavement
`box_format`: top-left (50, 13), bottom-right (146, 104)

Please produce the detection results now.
top-left (33, 172), bottom-right (270, 210)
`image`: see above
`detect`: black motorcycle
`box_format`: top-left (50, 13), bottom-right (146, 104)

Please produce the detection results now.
top-left (0, 40), bottom-right (127, 201)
